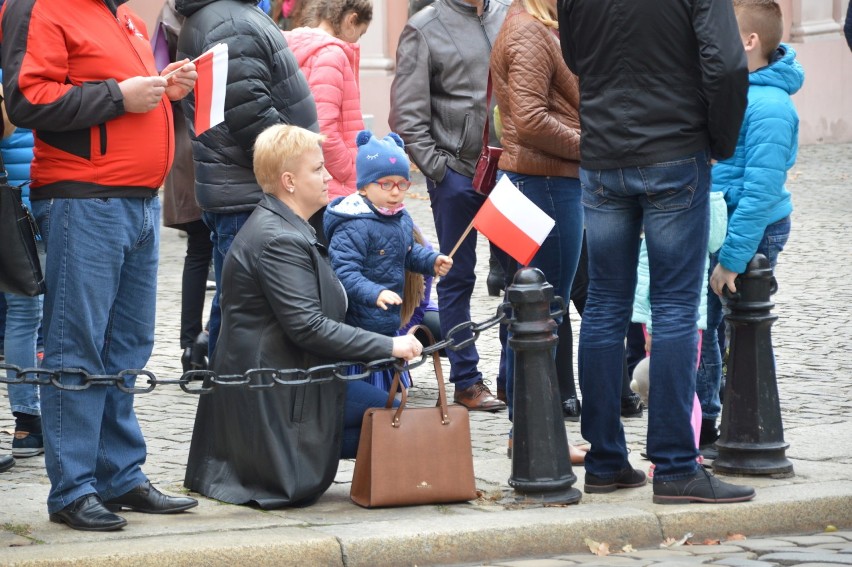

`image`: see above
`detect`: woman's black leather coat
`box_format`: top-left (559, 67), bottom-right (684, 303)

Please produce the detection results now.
top-left (184, 194), bottom-right (392, 508)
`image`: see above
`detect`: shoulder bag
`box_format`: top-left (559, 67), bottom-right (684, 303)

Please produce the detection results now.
top-left (471, 72), bottom-right (503, 196)
top-left (350, 326), bottom-right (478, 508)
top-left (0, 182), bottom-right (46, 296)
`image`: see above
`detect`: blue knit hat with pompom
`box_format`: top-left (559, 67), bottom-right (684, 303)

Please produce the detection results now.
top-left (355, 130), bottom-right (411, 190)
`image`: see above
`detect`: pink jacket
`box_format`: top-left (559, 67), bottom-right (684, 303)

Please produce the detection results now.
top-left (284, 27), bottom-right (363, 199)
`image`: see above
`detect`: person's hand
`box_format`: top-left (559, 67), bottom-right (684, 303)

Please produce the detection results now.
top-left (376, 289), bottom-right (402, 310)
top-left (119, 75), bottom-right (168, 113)
top-left (391, 333), bottom-right (423, 361)
top-left (710, 263), bottom-right (739, 296)
top-left (644, 333), bottom-right (652, 353)
top-left (162, 59), bottom-right (197, 102)
top-left (433, 255), bottom-right (453, 277)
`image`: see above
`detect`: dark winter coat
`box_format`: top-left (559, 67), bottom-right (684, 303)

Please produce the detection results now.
top-left (324, 194), bottom-right (439, 336)
top-left (184, 193), bottom-right (392, 508)
top-left (558, 0), bottom-right (749, 168)
top-left (176, 0), bottom-right (319, 213)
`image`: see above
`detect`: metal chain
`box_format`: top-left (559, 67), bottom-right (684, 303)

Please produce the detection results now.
top-left (0, 303), bottom-right (510, 395)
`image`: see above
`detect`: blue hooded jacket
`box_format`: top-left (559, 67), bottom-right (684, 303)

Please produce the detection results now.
top-left (0, 69), bottom-right (35, 206)
top-left (712, 44), bottom-right (804, 274)
top-left (324, 194), bottom-right (440, 336)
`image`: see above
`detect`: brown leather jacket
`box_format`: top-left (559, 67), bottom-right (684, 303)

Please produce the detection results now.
top-left (490, 0), bottom-right (581, 178)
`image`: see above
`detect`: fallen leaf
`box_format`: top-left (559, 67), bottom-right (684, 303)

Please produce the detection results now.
top-left (621, 544), bottom-right (636, 553)
top-left (825, 525), bottom-right (838, 532)
top-left (702, 538), bottom-right (721, 545)
top-left (726, 533), bottom-right (747, 541)
top-left (584, 537), bottom-right (610, 556)
top-left (661, 533), bottom-right (693, 547)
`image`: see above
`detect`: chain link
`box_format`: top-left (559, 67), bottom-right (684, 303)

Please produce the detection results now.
top-left (0, 304), bottom-right (510, 395)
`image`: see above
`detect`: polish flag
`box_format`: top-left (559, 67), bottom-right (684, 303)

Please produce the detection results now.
top-left (193, 43), bottom-right (228, 136)
top-left (473, 175), bottom-right (555, 266)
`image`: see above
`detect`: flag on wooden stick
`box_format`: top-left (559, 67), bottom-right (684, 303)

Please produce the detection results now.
top-left (193, 43), bottom-right (228, 136)
top-left (472, 175), bottom-right (555, 265)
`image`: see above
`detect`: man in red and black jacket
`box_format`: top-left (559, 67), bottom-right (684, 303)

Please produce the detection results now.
top-left (1, 0), bottom-right (199, 531)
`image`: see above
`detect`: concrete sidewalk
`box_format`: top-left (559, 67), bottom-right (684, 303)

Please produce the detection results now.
top-left (1, 144), bottom-right (851, 566)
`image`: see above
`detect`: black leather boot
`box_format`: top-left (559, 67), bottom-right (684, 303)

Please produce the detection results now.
top-left (190, 331), bottom-right (209, 370)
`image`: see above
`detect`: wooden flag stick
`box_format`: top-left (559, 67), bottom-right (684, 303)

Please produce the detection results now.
top-left (162, 45), bottom-right (223, 80)
top-left (447, 218), bottom-right (476, 259)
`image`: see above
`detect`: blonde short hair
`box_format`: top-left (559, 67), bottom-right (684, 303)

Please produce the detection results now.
top-left (523, 0), bottom-right (558, 29)
top-left (253, 125), bottom-right (326, 194)
top-left (734, 0), bottom-right (783, 60)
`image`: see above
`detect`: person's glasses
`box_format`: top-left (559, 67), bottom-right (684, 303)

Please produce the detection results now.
top-left (374, 179), bottom-right (412, 192)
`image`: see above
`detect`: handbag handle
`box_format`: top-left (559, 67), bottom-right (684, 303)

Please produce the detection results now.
top-left (384, 325), bottom-right (451, 426)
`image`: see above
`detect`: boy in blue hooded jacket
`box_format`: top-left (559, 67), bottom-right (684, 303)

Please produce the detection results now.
top-left (697, 0), bottom-right (805, 454)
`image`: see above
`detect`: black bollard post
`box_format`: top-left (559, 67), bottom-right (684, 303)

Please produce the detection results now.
top-left (508, 267), bottom-right (582, 504)
top-left (713, 254), bottom-right (794, 476)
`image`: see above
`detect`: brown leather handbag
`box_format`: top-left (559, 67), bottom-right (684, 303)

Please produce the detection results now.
top-left (350, 327), bottom-right (477, 508)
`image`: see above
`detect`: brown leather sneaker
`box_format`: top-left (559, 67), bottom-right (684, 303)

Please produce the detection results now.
top-left (453, 381), bottom-right (507, 412)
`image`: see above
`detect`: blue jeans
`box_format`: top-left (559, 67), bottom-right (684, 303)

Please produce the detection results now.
top-left (696, 215), bottom-right (791, 421)
top-left (501, 174), bottom-right (584, 421)
top-left (579, 150), bottom-right (710, 482)
top-left (201, 211), bottom-right (252, 359)
top-left (426, 168), bottom-right (485, 390)
top-left (32, 197), bottom-right (159, 513)
top-left (3, 292), bottom-right (43, 415)
top-left (341, 380), bottom-right (400, 459)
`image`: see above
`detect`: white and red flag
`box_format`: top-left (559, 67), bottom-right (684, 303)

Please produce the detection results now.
top-left (472, 175), bottom-right (555, 266)
top-left (193, 43), bottom-right (228, 136)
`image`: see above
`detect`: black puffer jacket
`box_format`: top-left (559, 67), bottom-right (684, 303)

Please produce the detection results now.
top-left (558, 0), bottom-right (748, 168)
top-left (176, 0), bottom-right (318, 213)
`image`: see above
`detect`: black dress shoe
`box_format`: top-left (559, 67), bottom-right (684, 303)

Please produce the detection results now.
top-left (0, 454), bottom-right (15, 473)
top-left (653, 468), bottom-right (755, 504)
top-left (104, 480), bottom-right (198, 514)
top-left (562, 396), bottom-right (581, 422)
top-left (620, 392), bottom-right (644, 418)
top-left (486, 256), bottom-right (505, 297)
top-left (50, 494), bottom-right (127, 532)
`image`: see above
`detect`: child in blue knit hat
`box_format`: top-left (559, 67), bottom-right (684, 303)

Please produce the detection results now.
top-left (324, 130), bottom-right (453, 392)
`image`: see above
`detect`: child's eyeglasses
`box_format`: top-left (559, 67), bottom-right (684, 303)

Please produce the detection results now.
top-left (374, 180), bottom-right (412, 192)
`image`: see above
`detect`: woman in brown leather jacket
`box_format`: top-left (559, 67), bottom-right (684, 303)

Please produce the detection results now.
top-left (184, 125), bottom-right (423, 509)
top-left (490, 0), bottom-right (586, 462)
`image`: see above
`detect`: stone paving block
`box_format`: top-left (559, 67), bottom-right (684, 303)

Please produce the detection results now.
top-left (551, 554), bottom-right (653, 566)
top-left (758, 552), bottom-right (852, 565)
top-left (776, 536), bottom-right (849, 546)
top-left (733, 539), bottom-right (800, 552)
top-left (710, 558), bottom-right (780, 567)
top-left (488, 559), bottom-right (576, 567)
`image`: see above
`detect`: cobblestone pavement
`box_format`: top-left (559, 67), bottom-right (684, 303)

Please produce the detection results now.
top-left (453, 530), bottom-right (852, 566)
top-left (0, 143), bottom-right (850, 565)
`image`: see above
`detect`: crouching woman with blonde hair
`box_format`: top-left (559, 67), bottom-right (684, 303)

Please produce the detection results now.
top-left (184, 125), bottom-right (422, 509)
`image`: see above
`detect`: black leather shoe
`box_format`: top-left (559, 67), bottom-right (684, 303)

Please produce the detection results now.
top-left (0, 454), bottom-right (15, 473)
top-left (49, 494), bottom-right (127, 531)
top-left (486, 256), bottom-right (505, 297)
top-left (104, 480), bottom-right (198, 514)
top-left (653, 467), bottom-right (755, 504)
top-left (181, 347), bottom-right (193, 373)
top-left (620, 392), bottom-right (644, 418)
top-left (585, 466), bottom-right (647, 494)
top-left (562, 396), bottom-right (581, 422)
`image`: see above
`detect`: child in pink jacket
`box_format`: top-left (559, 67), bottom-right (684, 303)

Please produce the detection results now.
top-left (284, 0), bottom-right (372, 199)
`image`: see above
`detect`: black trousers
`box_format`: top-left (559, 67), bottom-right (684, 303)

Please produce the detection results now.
top-left (174, 220), bottom-right (213, 349)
